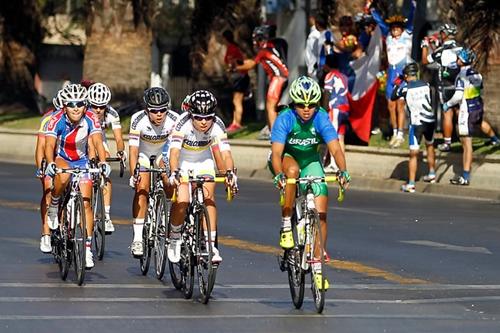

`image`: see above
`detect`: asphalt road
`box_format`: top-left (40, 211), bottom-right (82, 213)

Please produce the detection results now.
top-left (0, 161), bottom-right (499, 332)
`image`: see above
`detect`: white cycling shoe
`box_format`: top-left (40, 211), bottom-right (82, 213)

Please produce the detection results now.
top-left (211, 246), bottom-right (222, 263)
top-left (40, 235), bottom-right (52, 253)
top-left (105, 219), bottom-right (115, 234)
top-left (47, 204), bottom-right (59, 230)
top-left (86, 248), bottom-right (94, 269)
top-left (167, 238), bottom-right (182, 263)
top-left (131, 241), bottom-right (143, 257)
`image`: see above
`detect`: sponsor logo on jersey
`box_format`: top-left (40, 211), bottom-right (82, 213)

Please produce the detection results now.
top-left (183, 139), bottom-right (211, 147)
top-left (131, 111), bottom-right (147, 129)
top-left (288, 137), bottom-right (319, 146)
top-left (141, 134), bottom-right (169, 143)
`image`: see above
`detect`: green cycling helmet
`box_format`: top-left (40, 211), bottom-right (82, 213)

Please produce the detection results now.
top-left (289, 76), bottom-right (322, 105)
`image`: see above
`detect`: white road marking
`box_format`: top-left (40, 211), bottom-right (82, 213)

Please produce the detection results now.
top-left (0, 314), bottom-right (468, 320)
top-left (0, 296), bottom-right (499, 304)
top-left (1, 282), bottom-right (500, 290)
top-left (400, 240), bottom-right (492, 254)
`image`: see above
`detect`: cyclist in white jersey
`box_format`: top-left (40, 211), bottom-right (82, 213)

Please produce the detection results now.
top-left (88, 83), bottom-right (126, 233)
top-left (128, 87), bottom-right (178, 257)
top-left (168, 90), bottom-right (237, 264)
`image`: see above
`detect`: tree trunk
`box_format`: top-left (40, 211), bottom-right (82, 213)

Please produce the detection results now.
top-left (83, 1), bottom-right (152, 103)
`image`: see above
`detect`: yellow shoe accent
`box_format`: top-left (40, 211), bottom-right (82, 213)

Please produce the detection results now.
top-left (279, 229), bottom-right (294, 249)
top-left (314, 273), bottom-right (329, 290)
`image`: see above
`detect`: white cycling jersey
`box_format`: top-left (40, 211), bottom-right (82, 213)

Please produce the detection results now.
top-left (129, 110), bottom-right (178, 159)
top-left (170, 112), bottom-right (230, 164)
top-left (101, 106), bottom-right (121, 130)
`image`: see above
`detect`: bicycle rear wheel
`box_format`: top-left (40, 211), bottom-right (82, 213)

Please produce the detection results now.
top-left (154, 191), bottom-right (169, 280)
top-left (92, 185), bottom-right (106, 260)
top-left (196, 205), bottom-right (215, 304)
top-left (308, 208), bottom-right (325, 313)
top-left (140, 221), bottom-right (151, 275)
top-left (73, 195), bottom-right (87, 286)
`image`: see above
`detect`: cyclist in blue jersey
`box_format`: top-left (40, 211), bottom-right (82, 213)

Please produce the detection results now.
top-left (270, 76), bottom-right (350, 290)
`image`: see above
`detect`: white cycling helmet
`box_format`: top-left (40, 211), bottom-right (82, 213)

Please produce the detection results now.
top-left (60, 84), bottom-right (87, 104)
top-left (52, 89), bottom-right (64, 109)
top-left (88, 83), bottom-right (112, 106)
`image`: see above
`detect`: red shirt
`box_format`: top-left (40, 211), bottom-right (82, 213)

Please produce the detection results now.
top-left (254, 42), bottom-right (289, 79)
top-left (225, 43), bottom-right (248, 75)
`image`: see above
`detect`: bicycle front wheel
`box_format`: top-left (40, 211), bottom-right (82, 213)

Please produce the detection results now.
top-left (56, 218), bottom-right (70, 281)
top-left (154, 191), bottom-right (169, 280)
top-left (140, 221), bottom-right (151, 275)
top-left (92, 185), bottom-right (105, 260)
top-left (73, 194), bottom-right (87, 286)
top-left (196, 205), bottom-right (216, 304)
top-left (308, 208), bottom-right (325, 313)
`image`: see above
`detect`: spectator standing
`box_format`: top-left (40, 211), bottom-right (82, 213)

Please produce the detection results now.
top-left (421, 23), bottom-right (462, 152)
top-left (422, 24), bottom-right (500, 150)
top-left (305, 13), bottom-right (321, 78)
top-left (371, 0), bottom-right (416, 148)
top-left (236, 25), bottom-right (289, 140)
top-left (332, 15), bottom-right (361, 92)
top-left (222, 30), bottom-right (250, 134)
top-left (443, 49), bottom-right (484, 185)
top-left (315, 15), bottom-right (334, 83)
top-left (391, 63), bottom-right (436, 193)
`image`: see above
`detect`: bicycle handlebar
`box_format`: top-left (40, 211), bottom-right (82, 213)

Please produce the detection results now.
top-left (171, 173), bottom-right (233, 202)
top-left (279, 175), bottom-right (344, 203)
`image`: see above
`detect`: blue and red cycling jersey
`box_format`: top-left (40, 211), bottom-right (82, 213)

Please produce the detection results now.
top-left (45, 110), bottom-right (102, 162)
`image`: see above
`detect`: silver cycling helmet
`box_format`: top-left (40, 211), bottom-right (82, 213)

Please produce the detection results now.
top-left (60, 84), bottom-right (88, 104)
top-left (88, 83), bottom-right (111, 106)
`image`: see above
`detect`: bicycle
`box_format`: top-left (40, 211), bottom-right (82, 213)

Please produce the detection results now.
top-left (278, 175), bottom-right (344, 313)
top-left (50, 166), bottom-right (102, 286)
top-left (168, 171), bottom-right (233, 304)
top-left (133, 156), bottom-right (170, 279)
top-left (90, 155), bottom-right (124, 261)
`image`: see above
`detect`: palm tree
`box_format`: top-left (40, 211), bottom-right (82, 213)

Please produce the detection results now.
top-left (0, 1), bottom-right (43, 111)
top-left (83, 0), bottom-right (157, 101)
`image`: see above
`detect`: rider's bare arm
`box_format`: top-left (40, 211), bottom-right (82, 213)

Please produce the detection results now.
top-left (271, 142), bottom-right (285, 175)
top-left (327, 139), bottom-right (347, 171)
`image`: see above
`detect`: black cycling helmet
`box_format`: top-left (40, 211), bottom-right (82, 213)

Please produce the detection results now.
top-left (252, 25), bottom-right (270, 42)
top-left (188, 90), bottom-right (217, 115)
top-left (403, 62), bottom-right (419, 77)
top-left (143, 87), bottom-right (171, 109)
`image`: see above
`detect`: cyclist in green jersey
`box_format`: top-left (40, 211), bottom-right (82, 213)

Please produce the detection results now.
top-left (270, 76), bottom-right (351, 289)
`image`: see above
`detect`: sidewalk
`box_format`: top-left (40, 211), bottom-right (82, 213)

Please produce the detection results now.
top-left (1, 128), bottom-right (499, 201)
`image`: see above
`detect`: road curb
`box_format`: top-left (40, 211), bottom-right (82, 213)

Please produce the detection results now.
top-left (1, 128), bottom-right (499, 201)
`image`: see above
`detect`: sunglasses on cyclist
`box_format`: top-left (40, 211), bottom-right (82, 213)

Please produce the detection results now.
top-left (148, 108), bottom-right (168, 114)
top-left (295, 103), bottom-right (318, 109)
top-left (192, 114), bottom-right (215, 121)
top-left (64, 101), bottom-right (87, 108)
top-left (91, 104), bottom-right (107, 110)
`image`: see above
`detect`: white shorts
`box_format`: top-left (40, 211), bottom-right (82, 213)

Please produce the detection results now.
top-left (179, 158), bottom-right (215, 178)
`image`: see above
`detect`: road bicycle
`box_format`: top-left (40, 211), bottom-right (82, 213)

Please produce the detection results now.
top-left (90, 156), bottom-right (125, 261)
top-left (133, 156), bottom-right (170, 279)
top-left (169, 171), bottom-right (233, 304)
top-left (278, 175), bottom-right (344, 313)
top-left (89, 155), bottom-right (124, 261)
top-left (50, 166), bottom-right (102, 286)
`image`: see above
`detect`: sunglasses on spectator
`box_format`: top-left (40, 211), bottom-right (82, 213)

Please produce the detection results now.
top-left (91, 104), bottom-right (107, 110)
top-left (64, 101), bottom-right (87, 108)
top-left (148, 108), bottom-right (168, 114)
top-left (193, 114), bottom-right (215, 121)
top-left (295, 103), bottom-right (318, 109)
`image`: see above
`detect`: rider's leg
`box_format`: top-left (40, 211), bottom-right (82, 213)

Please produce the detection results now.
top-left (132, 171), bottom-right (150, 242)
